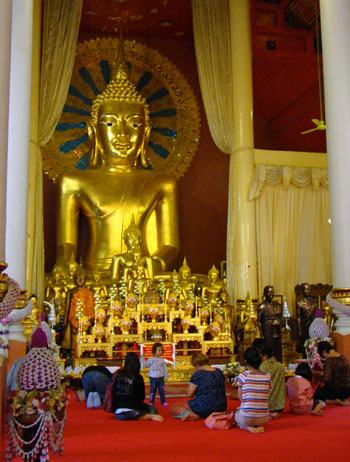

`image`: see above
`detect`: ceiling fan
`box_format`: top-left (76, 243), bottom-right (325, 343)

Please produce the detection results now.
top-left (301, 118), bottom-right (326, 135)
top-left (301, 0), bottom-right (326, 135)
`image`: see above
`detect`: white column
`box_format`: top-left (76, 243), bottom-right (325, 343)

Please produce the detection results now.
top-left (227, 0), bottom-right (258, 301)
top-left (5, 0), bottom-right (34, 288)
top-left (320, 1), bottom-right (350, 287)
top-left (0, 1), bottom-right (12, 261)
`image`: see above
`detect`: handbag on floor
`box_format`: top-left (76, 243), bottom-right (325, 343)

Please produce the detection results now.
top-left (103, 371), bottom-right (118, 413)
top-left (204, 412), bottom-right (235, 430)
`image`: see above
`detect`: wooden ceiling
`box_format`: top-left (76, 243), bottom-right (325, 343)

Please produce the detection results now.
top-left (79, 0), bottom-right (193, 40)
top-left (79, 0), bottom-right (326, 153)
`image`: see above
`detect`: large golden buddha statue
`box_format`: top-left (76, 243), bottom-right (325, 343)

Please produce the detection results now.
top-left (53, 42), bottom-right (179, 275)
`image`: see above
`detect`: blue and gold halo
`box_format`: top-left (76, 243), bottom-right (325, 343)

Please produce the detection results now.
top-left (42, 37), bottom-right (201, 181)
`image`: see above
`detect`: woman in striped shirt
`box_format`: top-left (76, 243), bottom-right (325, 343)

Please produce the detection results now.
top-left (235, 347), bottom-right (272, 433)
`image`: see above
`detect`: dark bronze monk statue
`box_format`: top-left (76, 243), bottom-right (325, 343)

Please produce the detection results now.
top-left (296, 282), bottom-right (317, 345)
top-left (257, 285), bottom-right (283, 361)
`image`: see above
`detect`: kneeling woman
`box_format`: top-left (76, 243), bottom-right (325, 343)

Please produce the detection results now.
top-left (112, 352), bottom-right (163, 421)
top-left (170, 353), bottom-right (227, 421)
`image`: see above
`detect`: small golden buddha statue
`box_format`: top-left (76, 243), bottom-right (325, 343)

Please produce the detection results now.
top-left (202, 265), bottom-right (223, 303)
top-left (178, 258), bottom-right (197, 299)
top-left (45, 272), bottom-right (68, 315)
top-left (219, 287), bottom-right (234, 324)
top-left (241, 293), bottom-right (258, 335)
top-left (22, 295), bottom-right (40, 340)
top-left (53, 40), bottom-right (179, 276)
top-left (89, 270), bottom-right (108, 298)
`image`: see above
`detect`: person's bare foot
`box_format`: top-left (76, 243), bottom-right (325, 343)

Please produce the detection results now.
top-left (150, 414), bottom-right (164, 421)
top-left (310, 409), bottom-right (324, 416)
top-left (270, 412), bottom-right (280, 419)
top-left (247, 426), bottom-right (264, 433)
top-left (181, 411), bottom-right (200, 421)
top-left (326, 399), bottom-right (338, 405)
top-left (336, 399), bottom-right (350, 406)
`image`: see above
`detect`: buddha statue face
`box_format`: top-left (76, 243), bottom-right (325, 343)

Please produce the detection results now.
top-left (179, 258), bottom-right (191, 281)
top-left (125, 229), bottom-right (141, 251)
top-left (220, 290), bottom-right (228, 304)
top-left (54, 273), bottom-right (62, 283)
top-left (75, 272), bottom-right (86, 287)
top-left (96, 100), bottom-right (150, 168)
top-left (180, 267), bottom-right (190, 281)
top-left (208, 266), bottom-right (219, 284)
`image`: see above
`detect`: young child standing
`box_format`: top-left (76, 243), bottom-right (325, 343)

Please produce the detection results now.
top-left (235, 347), bottom-right (272, 433)
top-left (286, 363), bottom-right (326, 416)
top-left (143, 342), bottom-right (168, 406)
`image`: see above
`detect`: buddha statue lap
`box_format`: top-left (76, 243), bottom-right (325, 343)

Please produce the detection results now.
top-left (257, 285), bottom-right (283, 361)
top-left (53, 41), bottom-right (179, 283)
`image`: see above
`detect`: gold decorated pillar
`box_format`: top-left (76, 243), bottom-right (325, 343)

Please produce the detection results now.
top-left (27, 0), bottom-right (42, 295)
top-left (226, 0), bottom-right (258, 302)
top-left (0, 0), bottom-right (12, 261)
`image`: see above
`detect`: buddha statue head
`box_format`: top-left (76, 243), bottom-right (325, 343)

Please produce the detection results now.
top-left (88, 39), bottom-right (151, 170)
top-left (179, 258), bottom-right (191, 281)
top-left (92, 270), bottom-right (100, 284)
top-left (208, 265), bottom-right (219, 284)
top-left (220, 288), bottom-right (229, 304)
top-left (124, 216), bottom-right (142, 251)
top-left (75, 265), bottom-right (86, 288)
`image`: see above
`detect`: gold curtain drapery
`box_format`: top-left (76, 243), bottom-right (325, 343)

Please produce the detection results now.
top-left (251, 164), bottom-right (331, 313)
top-left (39, 0), bottom-right (83, 145)
top-left (191, 0), bottom-right (233, 154)
top-left (28, 0), bottom-right (82, 303)
top-left (192, 0), bottom-right (242, 302)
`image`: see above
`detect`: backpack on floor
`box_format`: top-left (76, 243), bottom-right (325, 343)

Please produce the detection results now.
top-left (103, 371), bottom-right (118, 413)
top-left (204, 412), bottom-right (235, 430)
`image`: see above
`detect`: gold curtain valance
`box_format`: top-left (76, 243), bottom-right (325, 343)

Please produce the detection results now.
top-left (249, 165), bottom-right (329, 200)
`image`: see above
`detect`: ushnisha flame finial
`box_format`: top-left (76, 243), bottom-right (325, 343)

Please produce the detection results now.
top-left (90, 28), bottom-right (149, 127)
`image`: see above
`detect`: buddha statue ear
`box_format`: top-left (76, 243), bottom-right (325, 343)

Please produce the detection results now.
top-left (87, 120), bottom-right (100, 168)
top-left (139, 122), bottom-right (152, 168)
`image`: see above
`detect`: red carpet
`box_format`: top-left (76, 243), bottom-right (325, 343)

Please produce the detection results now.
top-left (54, 395), bottom-right (350, 462)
